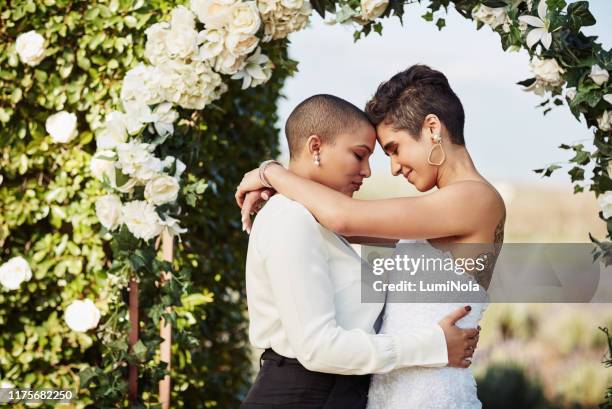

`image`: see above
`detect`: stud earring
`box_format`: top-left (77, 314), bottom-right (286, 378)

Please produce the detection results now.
top-left (314, 152), bottom-right (321, 166)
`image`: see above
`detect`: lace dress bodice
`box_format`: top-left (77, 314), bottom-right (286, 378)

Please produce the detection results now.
top-left (366, 239), bottom-right (489, 409)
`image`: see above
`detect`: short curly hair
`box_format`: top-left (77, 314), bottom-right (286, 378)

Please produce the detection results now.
top-left (365, 65), bottom-right (465, 145)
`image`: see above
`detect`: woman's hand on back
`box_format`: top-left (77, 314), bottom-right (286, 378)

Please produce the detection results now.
top-left (235, 168), bottom-right (264, 208)
top-left (240, 188), bottom-right (276, 233)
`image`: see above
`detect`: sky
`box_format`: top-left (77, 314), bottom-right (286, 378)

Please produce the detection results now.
top-left (274, 0), bottom-right (612, 188)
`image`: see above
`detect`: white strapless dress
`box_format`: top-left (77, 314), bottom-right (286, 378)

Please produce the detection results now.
top-left (366, 239), bottom-right (489, 409)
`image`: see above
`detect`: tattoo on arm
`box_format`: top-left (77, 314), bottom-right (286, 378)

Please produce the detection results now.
top-left (475, 216), bottom-right (505, 289)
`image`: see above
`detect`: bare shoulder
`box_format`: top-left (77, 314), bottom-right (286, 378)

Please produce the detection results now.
top-left (433, 180), bottom-right (506, 242)
top-left (441, 180), bottom-right (505, 217)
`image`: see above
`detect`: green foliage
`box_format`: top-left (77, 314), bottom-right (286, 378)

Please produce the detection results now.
top-left (477, 364), bottom-right (560, 409)
top-left (0, 0), bottom-right (290, 407)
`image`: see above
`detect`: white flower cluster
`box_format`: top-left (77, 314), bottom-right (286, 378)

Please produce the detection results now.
top-left (91, 133), bottom-right (188, 242)
top-left (89, 1), bottom-right (317, 245)
top-left (257, 0), bottom-right (312, 42)
top-left (523, 56), bottom-right (565, 96)
top-left (472, 4), bottom-right (511, 33)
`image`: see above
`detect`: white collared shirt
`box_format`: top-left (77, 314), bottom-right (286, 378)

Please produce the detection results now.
top-left (245, 194), bottom-right (448, 374)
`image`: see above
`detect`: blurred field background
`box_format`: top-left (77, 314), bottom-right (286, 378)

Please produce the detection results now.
top-left (353, 176), bottom-right (612, 409)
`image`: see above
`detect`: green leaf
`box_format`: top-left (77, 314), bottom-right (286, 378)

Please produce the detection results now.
top-left (535, 164), bottom-right (562, 177)
top-left (310, 0), bottom-right (326, 18)
top-left (422, 11), bottom-right (434, 22)
top-left (436, 18), bottom-right (446, 30)
top-left (132, 340), bottom-right (147, 362)
top-left (569, 150), bottom-right (590, 165)
top-left (79, 367), bottom-right (99, 387)
top-left (568, 166), bottom-right (585, 182)
top-left (546, 0), bottom-right (566, 12)
top-left (517, 77), bottom-right (536, 87)
top-left (567, 1), bottom-right (596, 33)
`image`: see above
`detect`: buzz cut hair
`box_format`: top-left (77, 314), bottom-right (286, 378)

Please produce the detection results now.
top-left (285, 94), bottom-right (372, 159)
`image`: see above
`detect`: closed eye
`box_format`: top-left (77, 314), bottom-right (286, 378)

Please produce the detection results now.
top-left (354, 152), bottom-right (364, 160)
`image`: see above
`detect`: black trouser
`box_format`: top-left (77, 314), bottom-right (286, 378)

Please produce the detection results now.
top-left (240, 349), bottom-right (371, 409)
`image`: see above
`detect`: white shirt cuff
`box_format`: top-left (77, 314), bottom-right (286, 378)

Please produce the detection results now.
top-left (394, 324), bottom-right (448, 368)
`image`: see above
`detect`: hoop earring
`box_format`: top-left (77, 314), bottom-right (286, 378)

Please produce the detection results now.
top-left (314, 152), bottom-right (321, 166)
top-left (427, 141), bottom-right (446, 166)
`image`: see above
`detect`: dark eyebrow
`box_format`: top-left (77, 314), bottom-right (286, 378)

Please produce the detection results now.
top-left (356, 144), bottom-right (373, 154)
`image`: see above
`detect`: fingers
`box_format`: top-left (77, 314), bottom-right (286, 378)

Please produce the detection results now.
top-left (443, 305), bottom-right (472, 326)
top-left (463, 328), bottom-right (479, 339)
top-left (460, 358), bottom-right (472, 368)
top-left (260, 189), bottom-right (275, 201)
top-left (241, 192), bottom-right (260, 233)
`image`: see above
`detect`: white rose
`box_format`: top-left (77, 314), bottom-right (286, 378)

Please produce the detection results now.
top-left (472, 5), bottom-right (509, 30)
top-left (15, 30), bottom-right (46, 66)
top-left (228, 1), bottom-right (261, 35)
top-left (115, 141), bottom-right (163, 183)
top-left (191, 0), bottom-right (236, 28)
top-left (214, 50), bottom-right (246, 75)
top-left (530, 57), bottom-right (564, 84)
top-left (64, 299), bottom-right (101, 332)
top-left (45, 111), bottom-right (78, 144)
top-left (90, 150), bottom-right (117, 185)
top-left (225, 32), bottom-right (259, 56)
top-left (121, 200), bottom-right (164, 241)
top-left (197, 28), bottom-right (227, 60)
top-left (0, 256), bottom-right (32, 291)
top-left (258, 0), bottom-right (310, 41)
top-left (359, 0), bottom-right (389, 21)
top-left (95, 194), bottom-right (123, 231)
top-left (281, 0), bottom-right (303, 9)
top-left (121, 63), bottom-right (163, 106)
top-left (145, 174), bottom-right (180, 205)
top-left (598, 191), bottom-right (612, 219)
top-left (524, 56), bottom-right (565, 96)
top-left (171, 5), bottom-right (197, 30)
top-left (607, 161), bottom-right (612, 176)
top-left (598, 111), bottom-right (612, 132)
top-left (155, 59), bottom-right (226, 109)
top-left (96, 111), bottom-right (127, 149)
top-left (165, 25), bottom-right (199, 60)
top-left (566, 87), bottom-right (577, 101)
top-left (144, 22), bottom-right (171, 66)
top-left (258, 0), bottom-right (278, 14)
top-left (590, 65), bottom-right (609, 86)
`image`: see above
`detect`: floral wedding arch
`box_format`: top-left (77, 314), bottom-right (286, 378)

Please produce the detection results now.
top-left (5, 0), bottom-right (611, 405)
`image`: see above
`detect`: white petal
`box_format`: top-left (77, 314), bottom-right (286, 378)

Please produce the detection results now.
top-left (537, 0), bottom-right (548, 20)
top-left (526, 29), bottom-right (543, 48)
top-left (519, 15), bottom-right (545, 28)
top-left (541, 32), bottom-right (552, 49)
top-left (604, 94), bottom-right (612, 105)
